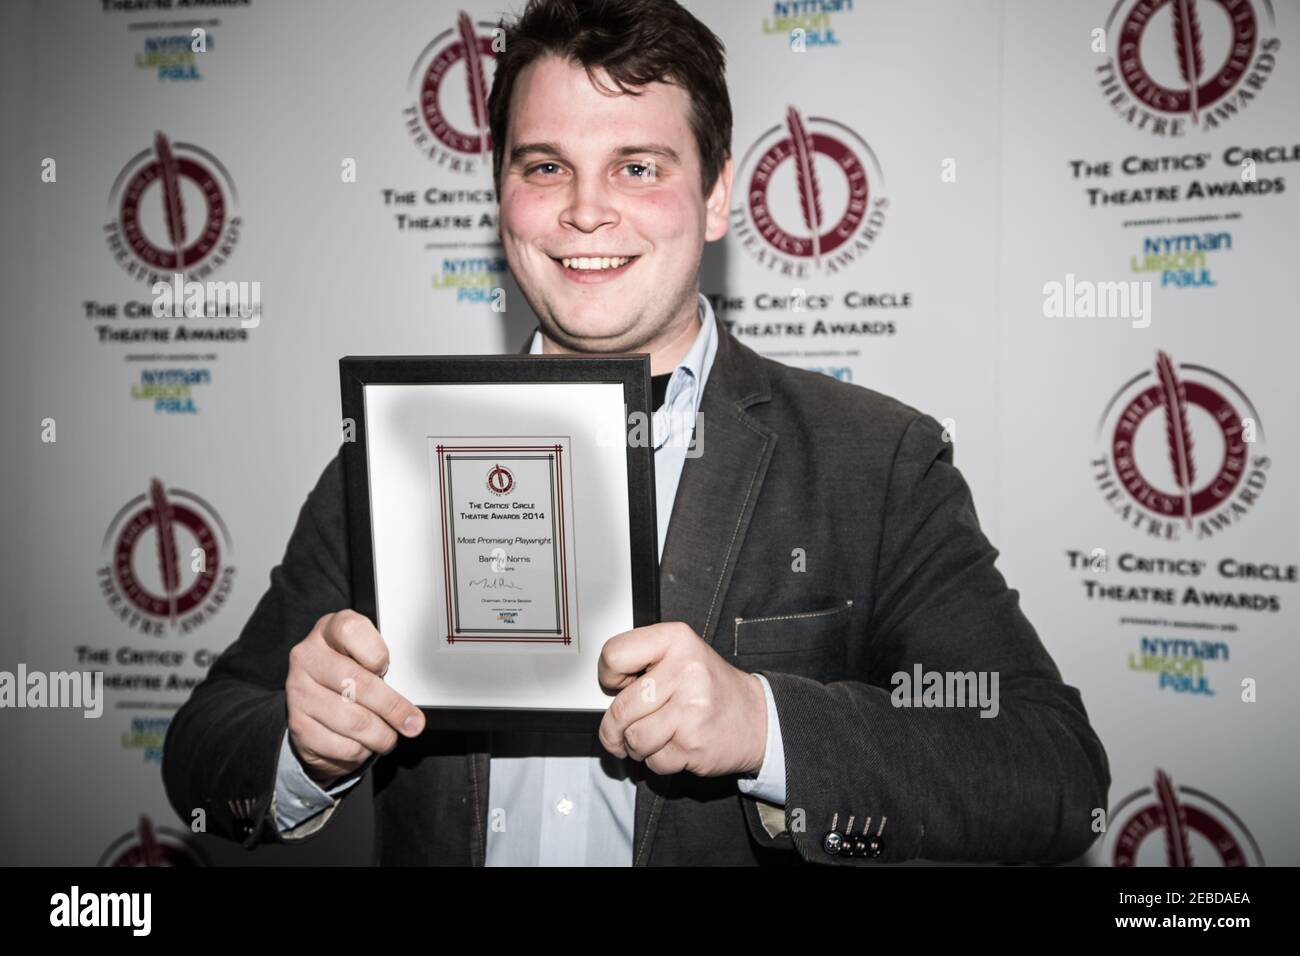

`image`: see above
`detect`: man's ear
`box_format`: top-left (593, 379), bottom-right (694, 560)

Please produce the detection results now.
top-left (704, 155), bottom-right (734, 242)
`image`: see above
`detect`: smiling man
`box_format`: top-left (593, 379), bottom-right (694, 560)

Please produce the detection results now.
top-left (497, 50), bottom-right (727, 376)
top-left (163, 0), bottom-right (1110, 867)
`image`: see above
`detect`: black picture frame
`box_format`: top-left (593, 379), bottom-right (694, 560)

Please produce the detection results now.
top-left (338, 353), bottom-right (659, 734)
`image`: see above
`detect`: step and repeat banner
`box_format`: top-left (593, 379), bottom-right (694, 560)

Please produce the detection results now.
top-left (1, 0), bottom-right (1295, 866)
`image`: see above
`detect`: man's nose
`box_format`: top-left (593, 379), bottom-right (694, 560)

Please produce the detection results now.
top-left (561, 173), bottom-right (619, 232)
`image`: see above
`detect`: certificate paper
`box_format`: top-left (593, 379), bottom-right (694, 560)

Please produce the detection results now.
top-left (431, 436), bottom-right (579, 652)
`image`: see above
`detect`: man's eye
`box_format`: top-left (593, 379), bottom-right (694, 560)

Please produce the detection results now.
top-left (527, 162), bottom-right (562, 176)
top-left (622, 163), bottom-right (653, 179)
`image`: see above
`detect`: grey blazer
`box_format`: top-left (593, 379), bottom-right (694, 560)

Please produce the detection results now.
top-left (162, 308), bottom-right (1110, 865)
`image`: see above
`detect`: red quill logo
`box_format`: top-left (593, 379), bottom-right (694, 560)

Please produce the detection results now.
top-left (786, 106), bottom-right (824, 269)
top-left (153, 132), bottom-right (187, 272)
top-left (136, 815), bottom-right (164, 868)
top-left (1172, 0), bottom-right (1205, 124)
top-left (1156, 351), bottom-right (1196, 528)
top-left (487, 463), bottom-right (512, 494)
top-left (1155, 769), bottom-right (1193, 867)
top-left (457, 11), bottom-right (490, 162)
top-left (149, 478), bottom-right (181, 627)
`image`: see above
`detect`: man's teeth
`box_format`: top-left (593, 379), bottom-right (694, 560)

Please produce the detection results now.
top-left (560, 256), bottom-right (634, 271)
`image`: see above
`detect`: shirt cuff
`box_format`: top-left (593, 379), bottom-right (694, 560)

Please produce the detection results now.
top-left (272, 729), bottom-right (364, 832)
top-left (736, 672), bottom-right (786, 806)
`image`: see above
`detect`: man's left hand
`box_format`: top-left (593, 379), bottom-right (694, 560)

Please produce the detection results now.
top-left (597, 622), bottom-right (767, 777)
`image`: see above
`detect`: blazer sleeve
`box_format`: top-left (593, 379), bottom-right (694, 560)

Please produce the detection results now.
top-left (742, 414), bottom-right (1111, 864)
top-left (162, 450), bottom-right (356, 849)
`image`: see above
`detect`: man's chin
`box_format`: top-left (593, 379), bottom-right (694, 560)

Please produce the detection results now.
top-left (543, 322), bottom-right (641, 353)
top-left (539, 302), bottom-right (643, 350)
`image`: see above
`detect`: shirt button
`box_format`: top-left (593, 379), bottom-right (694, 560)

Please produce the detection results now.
top-left (554, 795), bottom-right (574, 816)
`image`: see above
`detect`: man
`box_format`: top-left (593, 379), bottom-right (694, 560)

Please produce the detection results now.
top-left (163, 0), bottom-right (1109, 866)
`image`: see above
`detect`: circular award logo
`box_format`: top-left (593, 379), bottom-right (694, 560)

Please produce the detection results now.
top-left (1098, 0), bottom-right (1281, 134)
top-left (98, 815), bottom-right (210, 867)
top-left (733, 106), bottom-right (887, 277)
top-left (403, 10), bottom-right (498, 170)
top-left (1092, 350), bottom-right (1269, 540)
top-left (486, 463), bottom-right (514, 495)
top-left (98, 478), bottom-right (235, 635)
top-left (1107, 769), bottom-right (1262, 866)
top-left (104, 132), bottom-right (241, 283)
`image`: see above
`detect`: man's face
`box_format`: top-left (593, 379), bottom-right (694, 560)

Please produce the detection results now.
top-left (499, 55), bottom-right (731, 354)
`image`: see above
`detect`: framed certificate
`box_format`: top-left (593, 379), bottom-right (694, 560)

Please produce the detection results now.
top-left (339, 354), bottom-right (659, 733)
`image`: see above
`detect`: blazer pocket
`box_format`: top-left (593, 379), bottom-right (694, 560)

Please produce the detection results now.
top-left (732, 599), bottom-right (854, 656)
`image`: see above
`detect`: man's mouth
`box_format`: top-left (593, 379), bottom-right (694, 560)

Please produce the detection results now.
top-left (550, 254), bottom-right (640, 283)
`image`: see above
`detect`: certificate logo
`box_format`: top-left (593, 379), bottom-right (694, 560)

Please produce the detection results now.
top-left (1091, 351), bottom-right (1269, 540)
top-left (1106, 769), bottom-right (1262, 866)
top-left (403, 10), bottom-right (499, 172)
top-left (97, 479), bottom-right (235, 636)
top-left (486, 463), bottom-right (515, 495)
top-left (98, 815), bottom-right (210, 867)
top-left (104, 132), bottom-right (242, 285)
top-left (1096, 0), bottom-right (1281, 135)
top-left (731, 107), bottom-right (888, 277)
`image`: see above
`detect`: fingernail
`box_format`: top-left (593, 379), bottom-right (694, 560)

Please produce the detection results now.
top-left (404, 715), bottom-right (422, 735)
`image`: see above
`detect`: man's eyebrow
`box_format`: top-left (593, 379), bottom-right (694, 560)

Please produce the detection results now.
top-left (508, 142), bottom-right (682, 165)
top-left (509, 142), bottom-right (567, 165)
top-left (614, 144), bottom-right (681, 164)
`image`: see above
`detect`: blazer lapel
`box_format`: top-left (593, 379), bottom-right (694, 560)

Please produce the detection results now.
top-left (656, 311), bottom-right (775, 652)
top-left (515, 314), bottom-right (776, 866)
top-left (633, 311), bottom-right (776, 863)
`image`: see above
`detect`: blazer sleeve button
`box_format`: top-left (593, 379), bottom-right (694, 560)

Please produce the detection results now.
top-left (866, 835), bottom-right (884, 858)
top-left (822, 831), bottom-right (844, 856)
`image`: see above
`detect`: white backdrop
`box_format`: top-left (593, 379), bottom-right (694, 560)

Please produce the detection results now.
top-left (0, 0), bottom-right (1295, 867)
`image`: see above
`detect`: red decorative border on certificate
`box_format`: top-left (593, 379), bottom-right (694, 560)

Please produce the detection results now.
top-left (434, 442), bottom-right (572, 646)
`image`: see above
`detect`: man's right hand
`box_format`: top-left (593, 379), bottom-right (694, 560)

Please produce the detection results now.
top-left (285, 610), bottom-right (426, 788)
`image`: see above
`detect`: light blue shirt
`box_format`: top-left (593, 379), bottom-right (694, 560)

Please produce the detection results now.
top-left (272, 293), bottom-right (787, 863)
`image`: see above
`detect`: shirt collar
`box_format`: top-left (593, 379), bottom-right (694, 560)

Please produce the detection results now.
top-left (665, 292), bottom-right (717, 421)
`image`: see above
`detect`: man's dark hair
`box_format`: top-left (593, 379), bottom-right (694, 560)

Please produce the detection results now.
top-left (488, 0), bottom-right (733, 198)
